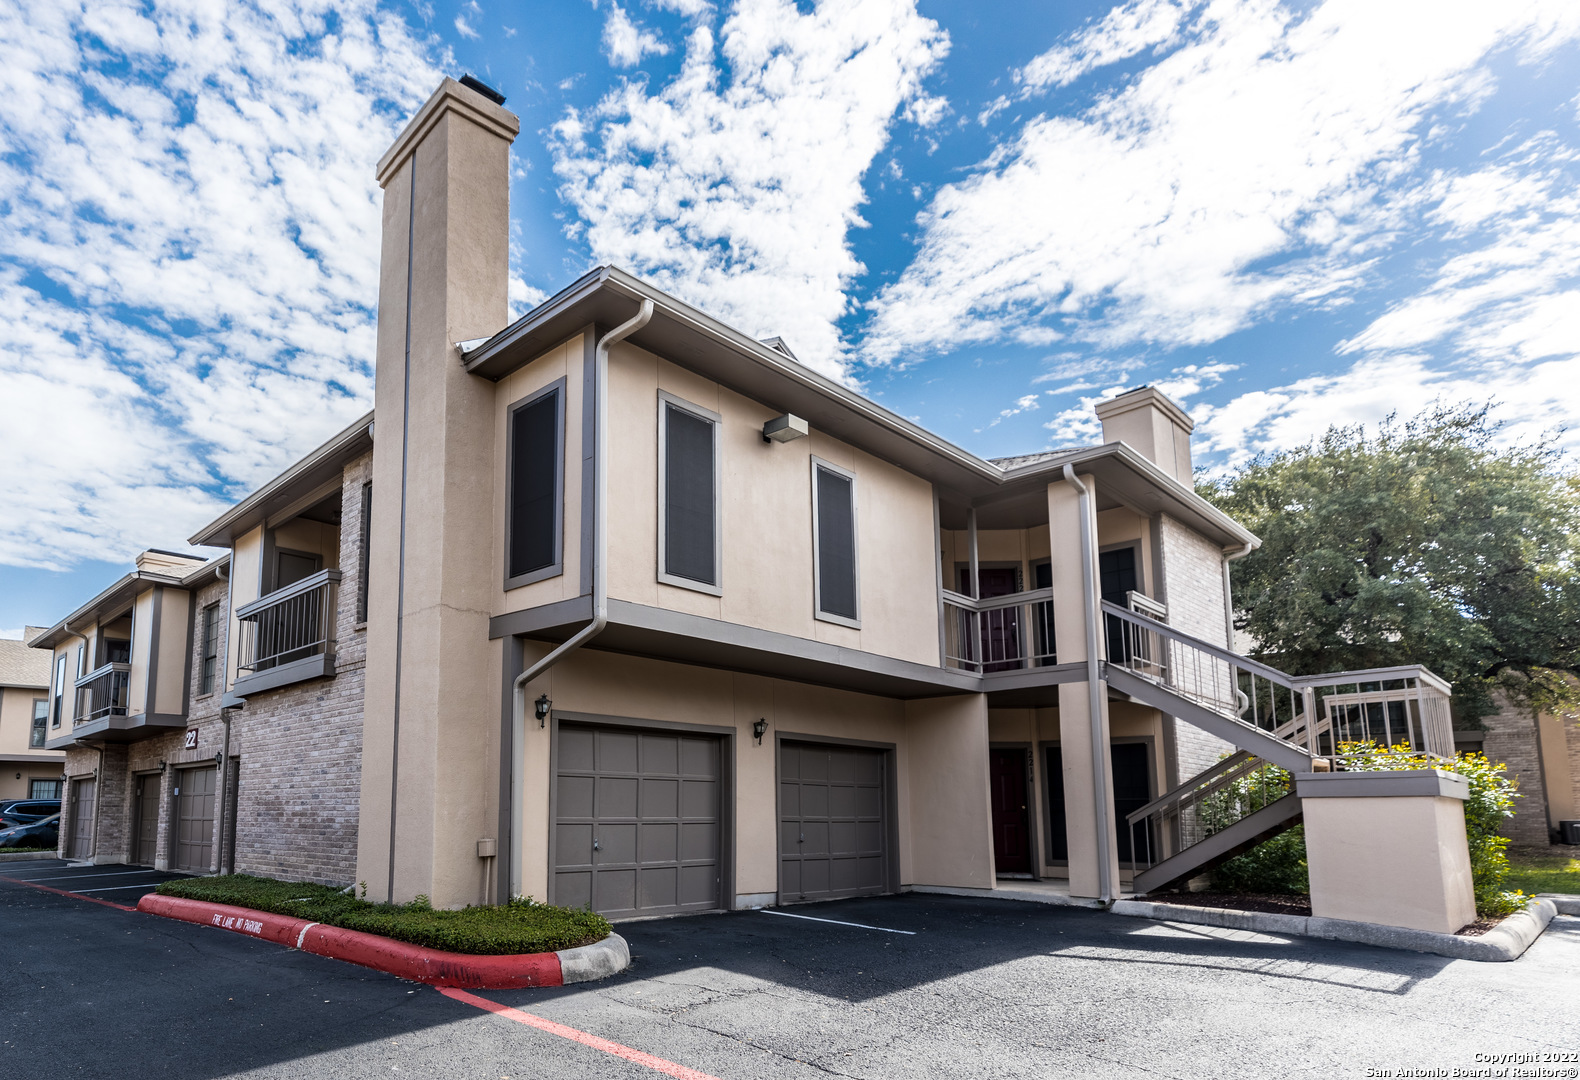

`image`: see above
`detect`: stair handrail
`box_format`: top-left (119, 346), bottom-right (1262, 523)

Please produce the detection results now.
top-left (1099, 599), bottom-right (1298, 689)
top-left (1125, 750), bottom-right (1256, 827)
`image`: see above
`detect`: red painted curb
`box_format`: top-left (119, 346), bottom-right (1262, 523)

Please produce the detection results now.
top-left (136, 894), bottom-right (564, 988)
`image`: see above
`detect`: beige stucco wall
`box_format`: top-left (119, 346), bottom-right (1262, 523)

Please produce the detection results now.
top-left (0, 685), bottom-right (64, 799)
top-left (129, 588), bottom-right (154, 716)
top-left (153, 587), bottom-right (191, 716)
top-left (272, 518), bottom-right (341, 572)
top-left (601, 342), bottom-right (939, 667)
top-left (228, 524), bottom-right (264, 692)
top-left (1304, 793), bottom-right (1476, 934)
top-left (514, 646), bottom-right (991, 907)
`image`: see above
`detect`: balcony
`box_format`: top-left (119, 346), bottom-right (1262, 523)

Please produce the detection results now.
top-left (941, 588), bottom-right (1057, 674)
top-left (232, 568), bottom-right (342, 697)
top-left (74, 662), bottom-right (131, 723)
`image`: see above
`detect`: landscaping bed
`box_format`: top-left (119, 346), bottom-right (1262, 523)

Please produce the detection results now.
top-left (155, 875), bottom-right (610, 956)
top-left (1149, 891), bottom-right (1311, 917)
top-left (0, 846), bottom-right (59, 855)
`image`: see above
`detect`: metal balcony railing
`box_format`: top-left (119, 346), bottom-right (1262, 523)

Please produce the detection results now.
top-left (941, 587), bottom-right (1056, 673)
top-left (234, 569), bottom-right (342, 675)
top-left (74, 662), bottom-right (131, 723)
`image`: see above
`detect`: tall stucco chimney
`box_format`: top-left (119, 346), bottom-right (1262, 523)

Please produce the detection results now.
top-left (359, 78), bottom-right (520, 906)
top-left (1093, 386), bottom-right (1195, 486)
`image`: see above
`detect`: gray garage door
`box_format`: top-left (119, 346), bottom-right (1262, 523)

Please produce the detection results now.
top-left (555, 724), bottom-right (722, 919)
top-left (779, 741), bottom-right (888, 903)
top-left (67, 777), bottom-right (96, 859)
top-left (174, 766), bottom-right (216, 873)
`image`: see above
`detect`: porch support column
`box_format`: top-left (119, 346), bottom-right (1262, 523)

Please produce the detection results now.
top-left (1048, 476), bottom-right (1119, 900)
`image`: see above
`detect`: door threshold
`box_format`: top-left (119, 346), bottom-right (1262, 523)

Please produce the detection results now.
top-left (996, 873), bottom-right (1035, 880)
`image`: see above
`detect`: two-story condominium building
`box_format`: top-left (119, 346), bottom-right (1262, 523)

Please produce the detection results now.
top-left (0, 631), bottom-right (63, 802)
top-left (36, 78), bottom-right (1480, 935)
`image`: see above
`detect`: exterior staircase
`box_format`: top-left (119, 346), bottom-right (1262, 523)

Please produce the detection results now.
top-left (1098, 600), bottom-right (1454, 894)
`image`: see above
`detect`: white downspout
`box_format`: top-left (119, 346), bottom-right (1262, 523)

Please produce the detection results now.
top-left (1063, 464), bottom-right (1112, 904)
top-left (507, 298), bottom-right (653, 901)
top-left (1221, 541), bottom-right (1255, 650)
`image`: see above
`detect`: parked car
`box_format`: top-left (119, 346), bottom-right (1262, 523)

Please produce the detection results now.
top-left (0, 814), bottom-right (59, 850)
top-left (0, 800), bottom-right (61, 828)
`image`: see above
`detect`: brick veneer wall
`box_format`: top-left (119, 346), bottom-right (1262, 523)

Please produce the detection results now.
top-left (64, 453), bottom-right (372, 882)
top-left (1157, 513), bottom-right (1237, 783)
top-left (227, 452), bottom-right (370, 885)
top-left (1482, 692), bottom-right (1552, 846)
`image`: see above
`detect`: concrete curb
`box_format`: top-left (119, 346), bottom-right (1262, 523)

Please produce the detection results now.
top-left (1537, 892), bottom-right (1580, 916)
top-left (908, 884), bottom-right (1107, 909)
top-left (136, 894), bottom-right (630, 988)
top-left (1111, 898), bottom-right (1558, 962)
top-left (0, 850), bottom-right (61, 863)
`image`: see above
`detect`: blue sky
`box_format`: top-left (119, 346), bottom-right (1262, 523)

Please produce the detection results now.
top-left (4, 0), bottom-right (1580, 636)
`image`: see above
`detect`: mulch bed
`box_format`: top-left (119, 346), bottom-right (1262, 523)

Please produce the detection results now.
top-left (1146, 891), bottom-right (1312, 916)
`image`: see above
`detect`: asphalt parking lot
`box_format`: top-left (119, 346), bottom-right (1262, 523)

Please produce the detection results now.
top-left (2, 858), bottom-right (1577, 1079)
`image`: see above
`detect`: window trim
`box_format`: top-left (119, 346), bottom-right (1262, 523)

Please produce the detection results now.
top-left (656, 390), bottom-right (723, 597)
top-left (30, 698), bottom-right (47, 748)
top-left (356, 481), bottom-right (373, 624)
top-left (504, 377), bottom-right (567, 591)
top-left (198, 602), bottom-right (221, 697)
top-left (810, 456), bottom-right (861, 629)
top-left (51, 655), bottom-right (66, 728)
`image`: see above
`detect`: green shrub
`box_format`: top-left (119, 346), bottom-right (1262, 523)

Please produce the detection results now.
top-left (155, 874), bottom-right (612, 955)
top-left (1205, 742), bottom-right (1527, 918)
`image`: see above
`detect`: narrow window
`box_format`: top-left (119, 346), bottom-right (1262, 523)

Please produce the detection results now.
top-left (507, 383), bottom-right (564, 585)
top-left (30, 700), bottom-right (47, 748)
top-left (199, 603), bottom-right (220, 695)
top-left (812, 460), bottom-right (859, 625)
top-left (52, 655), bottom-right (66, 727)
top-left (659, 395), bottom-right (720, 592)
top-left (357, 482), bottom-right (373, 622)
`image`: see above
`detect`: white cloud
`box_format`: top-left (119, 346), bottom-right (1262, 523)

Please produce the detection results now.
top-left (1017, 0), bottom-right (1194, 91)
top-left (553, 0), bottom-right (949, 380)
top-left (603, 5), bottom-right (670, 67)
top-left (454, 15), bottom-right (480, 39)
top-left (865, 0), bottom-right (1580, 364)
top-left (1041, 360), bottom-right (1232, 445)
top-left (0, 2), bottom-right (438, 571)
top-left (650, 0), bottom-right (714, 16)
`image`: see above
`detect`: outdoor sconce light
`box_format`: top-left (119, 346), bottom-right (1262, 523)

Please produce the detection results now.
top-left (535, 694), bottom-right (552, 728)
top-left (158, 759), bottom-right (166, 772)
top-left (753, 718), bottom-right (768, 743)
top-left (762, 414), bottom-right (808, 444)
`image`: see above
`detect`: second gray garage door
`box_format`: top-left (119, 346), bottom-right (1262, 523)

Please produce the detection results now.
top-left (554, 724), bottom-right (722, 919)
top-left (779, 741), bottom-right (889, 903)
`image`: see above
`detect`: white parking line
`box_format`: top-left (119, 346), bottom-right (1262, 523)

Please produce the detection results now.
top-left (760, 909), bottom-right (916, 934)
top-left (69, 884), bottom-right (167, 894)
top-left (16, 871), bottom-right (163, 884)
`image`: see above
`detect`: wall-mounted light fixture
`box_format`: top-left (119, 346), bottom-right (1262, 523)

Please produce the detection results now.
top-left (752, 718), bottom-right (768, 744)
top-left (762, 414), bottom-right (808, 444)
top-left (158, 759), bottom-right (167, 772)
top-left (535, 694), bottom-right (552, 728)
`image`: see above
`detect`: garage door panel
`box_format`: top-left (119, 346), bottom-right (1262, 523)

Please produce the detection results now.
top-left (681, 821), bottom-right (717, 861)
top-left (640, 734), bottom-right (679, 774)
top-left (779, 741), bottom-right (888, 903)
top-left (639, 822), bottom-right (678, 863)
top-left (594, 869), bottom-right (637, 913)
top-left (639, 866), bottom-right (678, 909)
top-left (599, 731), bottom-right (639, 771)
top-left (557, 871), bottom-right (592, 909)
top-left (596, 776), bottom-right (638, 817)
top-left (679, 737), bottom-right (715, 775)
top-left (639, 778), bottom-right (679, 818)
top-left (555, 722), bottom-right (722, 920)
top-left (557, 775), bottom-right (595, 818)
top-left (595, 823), bottom-right (637, 864)
top-left (557, 823), bottom-right (593, 865)
top-left (680, 778), bottom-right (717, 818)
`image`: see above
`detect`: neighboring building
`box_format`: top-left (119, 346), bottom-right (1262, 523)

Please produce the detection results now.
top-left (1460, 693), bottom-right (1580, 847)
top-left (0, 630), bottom-right (63, 801)
top-left (32, 79), bottom-right (1490, 926)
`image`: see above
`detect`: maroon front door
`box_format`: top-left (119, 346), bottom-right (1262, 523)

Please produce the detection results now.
top-left (960, 568), bottom-right (1022, 672)
top-left (989, 748), bottom-right (1032, 874)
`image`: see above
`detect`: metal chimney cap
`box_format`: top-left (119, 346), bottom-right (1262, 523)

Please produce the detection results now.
top-left (459, 74), bottom-right (506, 106)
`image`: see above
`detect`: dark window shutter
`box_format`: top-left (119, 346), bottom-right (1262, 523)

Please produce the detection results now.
top-left (664, 405), bottom-right (716, 585)
top-left (816, 467), bottom-right (857, 619)
top-left (357, 482), bottom-right (373, 621)
top-left (509, 390), bottom-right (560, 578)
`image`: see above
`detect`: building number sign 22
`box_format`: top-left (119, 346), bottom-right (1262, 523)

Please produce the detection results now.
top-left (183, 729), bottom-right (198, 750)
